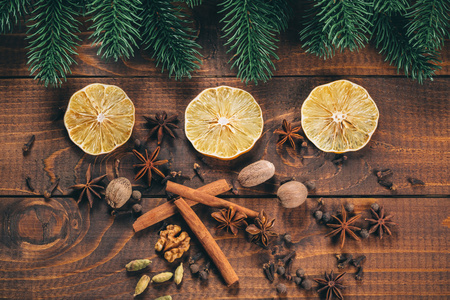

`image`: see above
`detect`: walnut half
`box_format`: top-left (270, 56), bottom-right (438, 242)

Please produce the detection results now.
top-left (155, 224), bottom-right (191, 263)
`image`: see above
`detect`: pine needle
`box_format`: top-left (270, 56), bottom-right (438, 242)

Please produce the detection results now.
top-left (0, 0), bottom-right (30, 33)
top-left (87, 0), bottom-right (141, 61)
top-left (141, 0), bottom-right (202, 80)
top-left (219, 0), bottom-right (291, 85)
top-left (26, 0), bottom-right (80, 87)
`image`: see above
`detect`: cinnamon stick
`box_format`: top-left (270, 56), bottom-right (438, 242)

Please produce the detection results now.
top-left (174, 197), bottom-right (239, 286)
top-left (166, 181), bottom-right (259, 218)
top-left (133, 179), bottom-right (232, 232)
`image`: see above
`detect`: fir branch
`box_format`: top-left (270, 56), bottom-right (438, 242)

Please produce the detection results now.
top-left (220, 0), bottom-right (289, 84)
top-left (182, 0), bottom-right (202, 8)
top-left (26, 0), bottom-right (80, 87)
top-left (299, 2), bottom-right (334, 59)
top-left (372, 12), bottom-right (441, 83)
top-left (141, 0), bottom-right (202, 80)
top-left (88, 0), bottom-right (141, 61)
top-left (317, 0), bottom-right (373, 52)
top-left (373, 0), bottom-right (409, 14)
top-left (0, 0), bottom-right (30, 34)
top-left (406, 0), bottom-right (449, 50)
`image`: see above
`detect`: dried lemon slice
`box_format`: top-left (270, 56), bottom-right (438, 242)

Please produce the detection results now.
top-left (185, 86), bottom-right (263, 160)
top-left (301, 80), bottom-right (379, 153)
top-left (64, 83), bottom-right (135, 155)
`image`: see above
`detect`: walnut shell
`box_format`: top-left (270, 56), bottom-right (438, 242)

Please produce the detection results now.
top-left (277, 181), bottom-right (308, 208)
top-left (238, 160), bottom-right (275, 187)
top-left (105, 177), bottom-right (132, 209)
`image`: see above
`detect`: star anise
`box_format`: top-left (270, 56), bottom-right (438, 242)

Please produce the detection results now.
top-left (69, 164), bottom-right (106, 208)
top-left (246, 210), bottom-right (277, 247)
top-left (365, 205), bottom-right (398, 239)
top-left (325, 205), bottom-right (361, 248)
top-left (144, 111), bottom-right (179, 145)
top-left (274, 119), bottom-right (304, 150)
top-left (314, 271), bottom-right (346, 300)
top-left (211, 206), bottom-right (248, 235)
top-left (132, 146), bottom-right (168, 186)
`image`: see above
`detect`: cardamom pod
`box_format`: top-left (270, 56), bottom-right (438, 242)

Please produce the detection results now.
top-left (174, 263), bottom-right (183, 285)
top-left (125, 259), bottom-right (152, 272)
top-left (154, 296), bottom-right (172, 300)
top-left (151, 272), bottom-right (173, 283)
top-left (134, 275), bottom-right (150, 297)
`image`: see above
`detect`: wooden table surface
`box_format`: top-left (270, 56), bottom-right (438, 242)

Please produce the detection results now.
top-left (0, 4), bottom-right (449, 300)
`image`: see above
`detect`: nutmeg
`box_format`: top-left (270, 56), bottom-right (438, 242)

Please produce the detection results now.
top-left (105, 177), bottom-right (132, 209)
top-left (277, 181), bottom-right (308, 208)
top-left (238, 160), bottom-right (275, 187)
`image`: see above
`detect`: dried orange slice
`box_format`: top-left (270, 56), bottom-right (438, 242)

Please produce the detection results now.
top-left (301, 80), bottom-right (379, 153)
top-left (185, 86), bottom-right (263, 160)
top-left (64, 83), bottom-right (135, 155)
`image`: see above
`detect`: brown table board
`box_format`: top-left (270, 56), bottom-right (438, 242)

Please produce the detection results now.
top-left (0, 197), bottom-right (448, 299)
top-left (0, 3), bottom-right (449, 299)
top-left (0, 77), bottom-right (448, 196)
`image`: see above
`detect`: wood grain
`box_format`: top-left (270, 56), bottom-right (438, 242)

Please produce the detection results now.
top-left (0, 77), bottom-right (447, 196)
top-left (0, 2), bottom-right (448, 79)
top-left (0, 197), bottom-right (448, 299)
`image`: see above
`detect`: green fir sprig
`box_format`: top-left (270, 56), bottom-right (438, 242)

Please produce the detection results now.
top-left (219, 0), bottom-right (290, 85)
top-left (406, 0), bottom-right (450, 51)
top-left (0, 0), bottom-right (448, 86)
top-left (372, 12), bottom-right (441, 84)
top-left (26, 0), bottom-right (80, 87)
top-left (301, 0), bottom-right (373, 56)
top-left (87, 0), bottom-right (141, 61)
top-left (0, 0), bottom-right (30, 33)
top-left (182, 0), bottom-right (203, 8)
top-left (141, 0), bottom-right (202, 80)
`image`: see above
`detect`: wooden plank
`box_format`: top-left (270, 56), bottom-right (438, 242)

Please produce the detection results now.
top-left (0, 1), bottom-right (449, 78)
top-left (0, 197), bottom-right (448, 299)
top-left (0, 77), bottom-right (448, 196)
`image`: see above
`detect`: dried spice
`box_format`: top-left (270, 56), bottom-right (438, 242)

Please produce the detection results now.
top-left (105, 177), bottom-right (132, 209)
top-left (351, 255), bottom-right (366, 268)
top-left (144, 111), bottom-right (179, 145)
top-left (277, 181), bottom-right (308, 208)
top-left (174, 263), bottom-right (184, 285)
top-left (355, 266), bottom-right (364, 281)
top-left (263, 262), bottom-right (275, 282)
top-left (126, 259), bottom-right (152, 272)
top-left (276, 283), bottom-right (287, 294)
top-left (359, 229), bottom-right (370, 239)
top-left (301, 278), bottom-right (313, 290)
top-left (325, 205), bottom-right (361, 248)
top-left (43, 177), bottom-right (60, 199)
top-left (374, 168), bottom-right (396, 190)
top-left (211, 206), bottom-right (248, 235)
top-left (296, 268), bottom-right (305, 278)
top-left (246, 210), bottom-right (277, 247)
top-left (25, 176), bottom-right (35, 192)
top-left (193, 163), bottom-right (205, 182)
top-left (314, 271), bottom-right (346, 300)
top-left (151, 272), bottom-right (173, 283)
top-left (365, 205), bottom-right (398, 239)
top-left (407, 177), bottom-right (425, 186)
top-left (337, 254), bottom-right (352, 269)
top-left (69, 164), bottom-right (106, 207)
top-left (132, 190), bottom-right (142, 201)
top-left (22, 134), bottom-right (35, 154)
top-left (133, 147), bottom-right (168, 186)
top-left (238, 160), bottom-right (275, 187)
top-left (274, 119), bottom-right (304, 150)
top-left (134, 275), bottom-right (151, 297)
